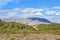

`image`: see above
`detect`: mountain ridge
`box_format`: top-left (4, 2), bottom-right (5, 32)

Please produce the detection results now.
top-left (3, 17), bottom-right (53, 25)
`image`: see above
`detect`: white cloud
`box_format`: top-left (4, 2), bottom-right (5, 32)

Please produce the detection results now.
top-left (22, 8), bottom-right (44, 16)
top-left (35, 9), bottom-right (44, 15)
top-left (45, 11), bottom-right (56, 15)
top-left (0, 8), bottom-right (21, 18)
top-left (53, 6), bottom-right (60, 9)
top-left (0, 7), bottom-right (60, 19)
top-left (0, 7), bottom-right (60, 23)
top-left (0, 0), bottom-right (19, 8)
top-left (0, 8), bottom-right (45, 18)
top-left (22, 8), bottom-right (35, 13)
top-left (55, 12), bottom-right (60, 15)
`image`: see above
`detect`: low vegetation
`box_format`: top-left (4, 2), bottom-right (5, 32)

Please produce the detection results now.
top-left (0, 19), bottom-right (60, 35)
top-left (37, 24), bottom-right (60, 35)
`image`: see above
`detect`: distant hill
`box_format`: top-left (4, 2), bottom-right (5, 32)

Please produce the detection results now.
top-left (3, 17), bottom-right (52, 25)
top-left (28, 17), bottom-right (52, 23)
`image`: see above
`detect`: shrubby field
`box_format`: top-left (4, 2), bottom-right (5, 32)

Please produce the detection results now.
top-left (0, 19), bottom-right (60, 40)
top-left (0, 19), bottom-right (60, 35)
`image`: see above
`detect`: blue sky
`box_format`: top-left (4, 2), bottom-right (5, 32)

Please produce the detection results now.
top-left (0, 0), bottom-right (60, 23)
top-left (1, 0), bottom-right (60, 9)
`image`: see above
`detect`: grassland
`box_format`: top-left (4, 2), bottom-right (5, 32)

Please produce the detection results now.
top-left (0, 19), bottom-right (60, 40)
top-left (36, 24), bottom-right (60, 35)
top-left (0, 19), bottom-right (60, 35)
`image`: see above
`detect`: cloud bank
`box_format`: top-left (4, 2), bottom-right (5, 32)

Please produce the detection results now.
top-left (0, 7), bottom-right (60, 23)
top-left (0, 7), bottom-right (60, 18)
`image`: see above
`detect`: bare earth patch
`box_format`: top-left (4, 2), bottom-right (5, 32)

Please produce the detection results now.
top-left (0, 34), bottom-right (60, 40)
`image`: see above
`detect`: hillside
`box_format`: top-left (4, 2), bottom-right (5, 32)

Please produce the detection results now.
top-left (0, 20), bottom-right (36, 34)
top-left (36, 24), bottom-right (60, 35)
top-left (3, 17), bottom-right (52, 25)
top-left (0, 19), bottom-right (60, 35)
top-left (0, 19), bottom-right (60, 40)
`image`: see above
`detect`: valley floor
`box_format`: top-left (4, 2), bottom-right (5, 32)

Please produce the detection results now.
top-left (0, 34), bottom-right (60, 40)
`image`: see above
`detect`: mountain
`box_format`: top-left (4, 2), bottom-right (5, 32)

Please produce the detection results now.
top-left (3, 17), bottom-right (52, 25)
top-left (28, 17), bottom-right (51, 23)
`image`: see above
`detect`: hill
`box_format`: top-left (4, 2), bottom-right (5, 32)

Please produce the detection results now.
top-left (0, 20), bottom-right (36, 34)
top-left (36, 24), bottom-right (60, 34)
top-left (28, 17), bottom-right (52, 23)
top-left (0, 19), bottom-right (60, 35)
top-left (3, 17), bottom-right (52, 25)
